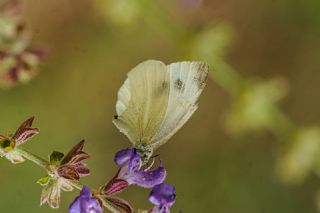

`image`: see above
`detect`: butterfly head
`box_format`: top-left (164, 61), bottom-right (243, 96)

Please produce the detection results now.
top-left (135, 144), bottom-right (153, 165)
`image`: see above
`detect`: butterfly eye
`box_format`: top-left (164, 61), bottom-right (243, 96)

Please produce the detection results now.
top-left (114, 115), bottom-right (118, 119)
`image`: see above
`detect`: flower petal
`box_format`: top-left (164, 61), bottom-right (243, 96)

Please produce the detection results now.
top-left (69, 196), bottom-right (81, 213)
top-left (80, 186), bottom-right (92, 197)
top-left (79, 197), bottom-right (103, 213)
top-left (129, 165), bottom-right (166, 188)
top-left (114, 148), bottom-right (136, 166)
top-left (149, 183), bottom-right (176, 206)
top-left (149, 205), bottom-right (171, 213)
top-left (69, 186), bottom-right (103, 213)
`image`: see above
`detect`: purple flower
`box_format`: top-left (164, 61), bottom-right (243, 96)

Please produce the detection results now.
top-left (115, 148), bottom-right (166, 188)
top-left (101, 148), bottom-right (166, 196)
top-left (148, 183), bottom-right (176, 213)
top-left (69, 186), bottom-right (103, 213)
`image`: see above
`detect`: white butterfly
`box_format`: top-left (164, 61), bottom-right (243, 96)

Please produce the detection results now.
top-left (113, 60), bottom-right (208, 160)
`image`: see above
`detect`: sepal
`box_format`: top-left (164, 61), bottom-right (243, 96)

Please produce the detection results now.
top-left (101, 169), bottom-right (129, 196)
top-left (49, 151), bottom-right (64, 165)
top-left (2, 150), bottom-right (25, 163)
top-left (103, 196), bottom-right (133, 213)
top-left (39, 177), bottom-right (74, 209)
top-left (37, 176), bottom-right (50, 186)
top-left (0, 117), bottom-right (38, 164)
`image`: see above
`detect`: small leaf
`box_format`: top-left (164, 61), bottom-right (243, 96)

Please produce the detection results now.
top-left (49, 151), bottom-right (64, 165)
top-left (104, 197), bottom-right (133, 213)
top-left (37, 176), bottom-right (51, 186)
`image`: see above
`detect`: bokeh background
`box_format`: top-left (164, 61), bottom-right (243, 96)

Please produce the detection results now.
top-left (1, 0), bottom-right (320, 212)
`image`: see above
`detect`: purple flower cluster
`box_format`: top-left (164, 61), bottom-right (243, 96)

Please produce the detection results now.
top-left (0, 117), bottom-right (178, 213)
top-left (114, 148), bottom-right (166, 188)
top-left (69, 148), bottom-right (176, 213)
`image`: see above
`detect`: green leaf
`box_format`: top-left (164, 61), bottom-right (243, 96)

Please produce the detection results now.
top-left (49, 151), bottom-right (64, 165)
top-left (37, 176), bottom-right (51, 186)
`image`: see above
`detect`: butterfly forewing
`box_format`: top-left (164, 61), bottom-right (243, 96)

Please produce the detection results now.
top-left (113, 60), bottom-right (170, 146)
top-left (149, 61), bottom-right (209, 150)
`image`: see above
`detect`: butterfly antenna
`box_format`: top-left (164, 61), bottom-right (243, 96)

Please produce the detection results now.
top-left (151, 154), bottom-right (160, 159)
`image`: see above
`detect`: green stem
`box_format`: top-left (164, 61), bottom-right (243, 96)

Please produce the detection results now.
top-left (12, 147), bottom-right (117, 211)
top-left (15, 147), bottom-right (86, 189)
top-left (15, 147), bottom-right (50, 170)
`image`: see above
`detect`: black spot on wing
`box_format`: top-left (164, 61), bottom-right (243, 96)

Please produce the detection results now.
top-left (174, 78), bottom-right (184, 91)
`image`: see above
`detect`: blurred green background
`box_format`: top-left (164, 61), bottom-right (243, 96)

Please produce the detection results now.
top-left (1, 0), bottom-right (320, 212)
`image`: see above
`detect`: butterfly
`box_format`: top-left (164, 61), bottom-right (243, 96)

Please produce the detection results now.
top-left (113, 60), bottom-right (209, 162)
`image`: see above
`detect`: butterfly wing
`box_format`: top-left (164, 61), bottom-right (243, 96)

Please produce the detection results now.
top-left (149, 61), bottom-right (209, 150)
top-left (113, 60), bottom-right (170, 146)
